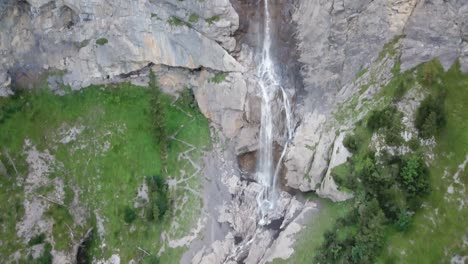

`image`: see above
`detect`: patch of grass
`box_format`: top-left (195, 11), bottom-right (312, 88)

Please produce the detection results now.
top-left (167, 16), bottom-right (188, 27)
top-left (0, 172), bottom-right (24, 258)
top-left (45, 204), bottom-right (77, 251)
top-left (377, 35), bottom-right (404, 61)
top-left (270, 196), bottom-right (352, 264)
top-left (378, 60), bottom-right (468, 263)
top-left (210, 72), bottom-right (228, 84)
top-left (0, 83), bottom-right (211, 262)
top-left (205, 15), bottom-right (220, 25)
top-left (28, 233), bottom-right (46, 246)
top-left (188, 13), bottom-right (199, 23)
top-left (95, 38), bottom-right (108, 46)
top-left (355, 67), bottom-right (368, 80)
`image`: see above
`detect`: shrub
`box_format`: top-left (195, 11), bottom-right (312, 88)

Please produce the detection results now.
top-left (367, 106), bottom-right (398, 131)
top-left (28, 233), bottom-right (46, 246)
top-left (145, 175), bottom-right (170, 221)
top-left (188, 13), bottom-right (199, 23)
top-left (417, 60), bottom-right (444, 87)
top-left (367, 106), bottom-right (403, 145)
top-left (123, 206), bottom-right (137, 224)
top-left (145, 255), bottom-right (160, 264)
top-left (415, 94), bottom-right (446, 138)
top-left (205, 15), bottom-right (220, 25)
top-left (179, 88), bottom-right (197, 109)
top-left (343, 133), bottom-right (360, 153)
top-left (37, 243), bottom-right (53, 264)
top-left (399, 154), bottom-right (430, 197)
top-left (395, 210), bottom-right (413, 231)
top-left (167, 16), bottom-right (186, 27)
top-left (96, 38), bottom-right (108, 46)
top-left (210, 72), bottom-right (228, 84)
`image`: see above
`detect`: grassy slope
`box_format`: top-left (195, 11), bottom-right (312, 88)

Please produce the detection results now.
top-left (271, 196), bottom-right (352, 264)
top-left (0, 83), bottom-right (210, 262)
top-left (379, 62), bottom-right (468, 263)
top-left (280, 57), bottom-right (467, 263)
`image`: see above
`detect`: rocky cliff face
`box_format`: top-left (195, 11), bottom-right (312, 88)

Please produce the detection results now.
top-left (2, 0), bottom-right (468, 262)
top-left (0, 0), bottom-right (242, 91)
top-left (284, 0), bottom-right (468, 201)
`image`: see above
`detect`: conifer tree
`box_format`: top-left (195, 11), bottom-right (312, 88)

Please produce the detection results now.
top-left (149, 69), bottom-right (168, 171)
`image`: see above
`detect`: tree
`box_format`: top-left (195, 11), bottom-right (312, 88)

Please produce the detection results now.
top-left (415, 94), bottom-right (446, 139)
top-left (148, 69), bottom-right (168, 170)
top-left (399, 154), bottom-right (430, 197)
top-left (123, 206), bottom-right (137, 224)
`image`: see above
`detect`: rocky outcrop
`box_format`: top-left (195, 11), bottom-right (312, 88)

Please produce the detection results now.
top-left (400, 0), bottom-right (468, 72)
top-left (293, 0), bottom-right (468, 109)
top-left (194, 72), bottom-right (247, 138)
top-left (0, 71), bottom-right (12, 97)
top-left (316, 133), bottom-right (353, 202)
top-left (0, 0), bottom-right (243, 91)
top-left (284, 0), bottom-right (468, 201)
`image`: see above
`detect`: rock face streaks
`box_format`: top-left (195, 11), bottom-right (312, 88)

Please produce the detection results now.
top-left (285, 0), bottom-right (468, 201)
top-left (0, 0), bottom-right (243, 89)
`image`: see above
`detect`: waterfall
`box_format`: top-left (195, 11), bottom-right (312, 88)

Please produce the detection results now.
top-left (256, 0), bottom-right (294, 225)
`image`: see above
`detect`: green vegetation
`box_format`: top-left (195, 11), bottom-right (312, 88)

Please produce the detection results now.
top-left (0, 78), bottom-right (210, 262)
top-left (205, 15), bottom-right (220, 25)
top-left (379, 60), bottom-right (468, 262)
top-left (270, 196), bottom-right (352, 264)
top-left (95, 38), bottom-right (108, 46)
top-left (123, 206), bottom-right (137, 224)
top-left (188, 13), bottom-right (199, 23)
top-left (210, 72), bottom-right (228, 83)
top-left (315, 59), bottom-right (465, 263)
top-left (145, 175), bottom-right (170, 222)
top-left (367, 105), bottom-right (403, 146)
top-left (149, 69), bottom-right (168, 169)
top-left (35, 243), bottom-right (53, 264)
top-left (377, 35), bottom-right (404, 61)
top-left (355, 67), bottom-right (368, 80)
top-left (28, 233), bottom-right (46, 246)
top-left (167, 16), bottom-right (188, 27)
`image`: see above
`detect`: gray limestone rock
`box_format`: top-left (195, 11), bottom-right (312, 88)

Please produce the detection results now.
top-left (0, 0), bottom-right (243, 89)
top-left (400, 0), bottom-right (468, 71)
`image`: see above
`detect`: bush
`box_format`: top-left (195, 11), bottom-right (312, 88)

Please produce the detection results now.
top-left (343, 133), bottom-right (360, 153)
top-left (210, 72), bottom-right (228, 84)
top-left (123, 206), bottom-right (137, 224)
top-left (399, 154), bottom-right (430, 197)
top-left (417, 60), bottom-right (444, 87)
top-left (95, 38), bottom-right (108, 46)
top-left (415, 95), bottom-right (446, 138)
top-left (145, 255), bottom-right (160, 264)
top-left (28, 233), bottom-right (46, 246)
top-left (146, 175), bottom-right (170, 221)
top-left (167, 16), bottom-right (187, 27)
top-left (395, 210), bottom-right (413, 231)
top-left (205, 15), bottom-right (220, 25)
top-left (367, 106), bottom-right (398, 131)
top-left (188, 13), bottom-right (199, 23)
top-left (367, 106), bottom-right (403, 145)
top-left (37, 243), bottom-right (53, 264)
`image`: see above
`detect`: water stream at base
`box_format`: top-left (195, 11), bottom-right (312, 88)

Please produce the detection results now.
top-left (256, 0), bottom-right (294, 225)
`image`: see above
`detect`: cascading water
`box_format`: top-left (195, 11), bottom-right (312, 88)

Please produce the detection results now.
top-left (256, 0), bottom-right (294, 225)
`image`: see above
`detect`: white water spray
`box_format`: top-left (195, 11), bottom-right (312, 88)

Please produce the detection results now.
top-left (256, 0), bottom-right (294, 225)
